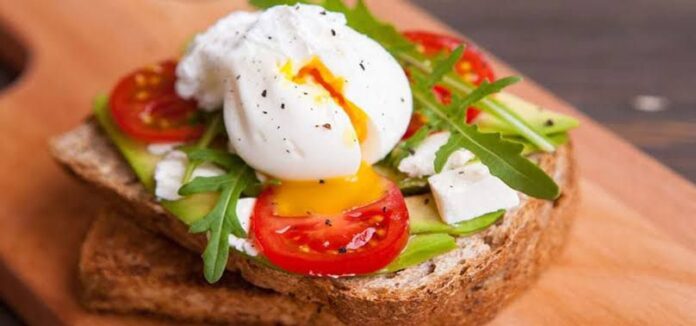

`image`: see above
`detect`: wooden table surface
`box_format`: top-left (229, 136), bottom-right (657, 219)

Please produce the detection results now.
top-left (0, 0), bottom-right (694, 325)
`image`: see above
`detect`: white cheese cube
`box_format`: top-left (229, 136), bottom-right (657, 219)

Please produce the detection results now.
top-left (428, 163), bottom-right (519, 224)
top-left (398, 131), bottom-right (473, 178)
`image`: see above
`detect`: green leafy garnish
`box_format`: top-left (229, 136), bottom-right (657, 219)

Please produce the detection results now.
top-left (177, 127), bottom-right (260, 283)
top-left (424, 46), bottom-right (464, 88)
top-left (182, 148), bottom-right (247, 171)
top-left (413, 82), bottom-right (559, 199)
top-left (181, 156), bottom-right (259, 283)
top-left (182, 114), bottom-right (224, 183)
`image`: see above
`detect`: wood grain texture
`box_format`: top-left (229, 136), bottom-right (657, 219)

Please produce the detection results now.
top-left (0, 0), bottom-right (694, 325)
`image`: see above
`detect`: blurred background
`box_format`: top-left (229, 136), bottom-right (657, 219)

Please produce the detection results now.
top-left (0, 0), bottom-right (694, 323)
top-left (411, 0), bottom-right (696, 181)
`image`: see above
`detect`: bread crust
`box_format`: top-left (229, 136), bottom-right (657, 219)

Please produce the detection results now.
top-left (51, 120), bottom-right (578, 325)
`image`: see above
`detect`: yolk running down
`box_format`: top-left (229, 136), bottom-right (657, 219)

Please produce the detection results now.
top-left (291, 57), bottom-right (369, 143)
top-left (273, 162), bottom-right (386, 216)
top-left (272, 57), bottom-right (386, 216)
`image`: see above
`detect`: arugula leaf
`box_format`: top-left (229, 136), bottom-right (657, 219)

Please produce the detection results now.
top-left (176, 129), bottom-right (259, 283)
top-left (425, 46), bottom-right (464, 89)
top-left (410, 86), bottom-right (558, 199)
top-left (182, 148), bottom-right (247, 170)
top-left (450, 76), bottom-right (521, 120)
top-left (185, 166), bottom-right (256, 283)
top-left (179, 174), bottom-right (238, 195)
top-left (399, 52), bottom-right (557, 152)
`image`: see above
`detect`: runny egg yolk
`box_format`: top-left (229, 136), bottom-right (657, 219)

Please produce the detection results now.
top-left (272, 58), bottom-right (386, 216)
top-left (273, 162), bottom-right (386, 216)
top-left (282, 57), bottom-right (369, 142)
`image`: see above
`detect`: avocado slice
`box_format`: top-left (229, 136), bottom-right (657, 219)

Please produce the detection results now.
top-left (93, 95), bottom-right (161, 191)
top-left (382, 233), bottom-right (457, 272)
top-left (476, 92), bottom-right (579, 136)
top-left (373, 164), bottom-right (429, 195)
top-left (406, 194), bottom-right (505, 236)
top-left (93, 95), bottom-right (217, 225)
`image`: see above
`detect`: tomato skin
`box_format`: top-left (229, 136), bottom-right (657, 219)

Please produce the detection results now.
top-left (250, 181), bottom-right (410, 276)
top-left (403, 31), bottom-right (496, 125)
top-left (109, 60), bottom-right (204, 143)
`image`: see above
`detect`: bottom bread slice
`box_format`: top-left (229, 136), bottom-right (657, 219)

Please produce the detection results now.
top-left (80, 210), bottom-right (341, 325)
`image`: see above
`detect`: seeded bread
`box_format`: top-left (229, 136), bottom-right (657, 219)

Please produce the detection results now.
top-left (51, 120), bottom-right (578, 325)
top-left (80, 210), bottom-right (340, 325)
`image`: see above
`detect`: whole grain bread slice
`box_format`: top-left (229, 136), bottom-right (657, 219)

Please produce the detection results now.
top-left (51, 120), bottom-right (578, 325)
top-left (81, 209), bottom-right (340, 325)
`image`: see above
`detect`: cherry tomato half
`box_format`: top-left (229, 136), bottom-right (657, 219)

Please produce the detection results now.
top-left (403, 30), bottom-right (496, 125)
top-left (250, 181), bottom-right (410, 276)
top-left (109, 60), bottom-right (204, 143)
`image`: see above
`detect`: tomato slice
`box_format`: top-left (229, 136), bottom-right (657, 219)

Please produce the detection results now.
top-left (403, 31), bottom-right (496, 125)
top-left (109, 60), bottom-right (204, 143)
top-left (251, 181), bottom-right (410, 276)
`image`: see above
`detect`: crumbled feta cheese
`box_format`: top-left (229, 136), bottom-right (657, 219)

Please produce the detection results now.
top-left (398, 132), bottom-right (473, 178)
top-left (228, 198), bottom-right (258, 256)
top-left (146, 142), bottom-right (182, 156)
top-left (153, 150), bottom-right (225, 201)
top-left (428, 163), bottom-right (519, 224)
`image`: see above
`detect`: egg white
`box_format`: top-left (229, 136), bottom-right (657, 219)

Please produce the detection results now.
top-left (177, 5), bottom-right (412, 180)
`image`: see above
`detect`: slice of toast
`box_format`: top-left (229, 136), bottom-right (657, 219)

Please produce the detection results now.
top-left (81, 209), bottom-right (341, 325)
top-left (51, 120), bottom-right (578, 325)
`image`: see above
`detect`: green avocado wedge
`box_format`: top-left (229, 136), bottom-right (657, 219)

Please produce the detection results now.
top-left (406, 194), bottom-right (505, 236)
top-left (373, 164), bottom-right (429, 195)
top-left (382, 233), bottom-right (457, 273)
top-left (476, 92), bottom-right (579, 136)
top-left (93, 95), bottom-right (218, 225)
top-left (93, 95), bottom-right (161, 191)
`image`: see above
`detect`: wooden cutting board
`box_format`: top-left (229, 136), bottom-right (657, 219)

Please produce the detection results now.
top-left (0, 0), bottom-right (694, 324)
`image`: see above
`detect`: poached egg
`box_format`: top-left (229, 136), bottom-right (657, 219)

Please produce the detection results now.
top-left (176, 5), bottom-right (412, 215)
